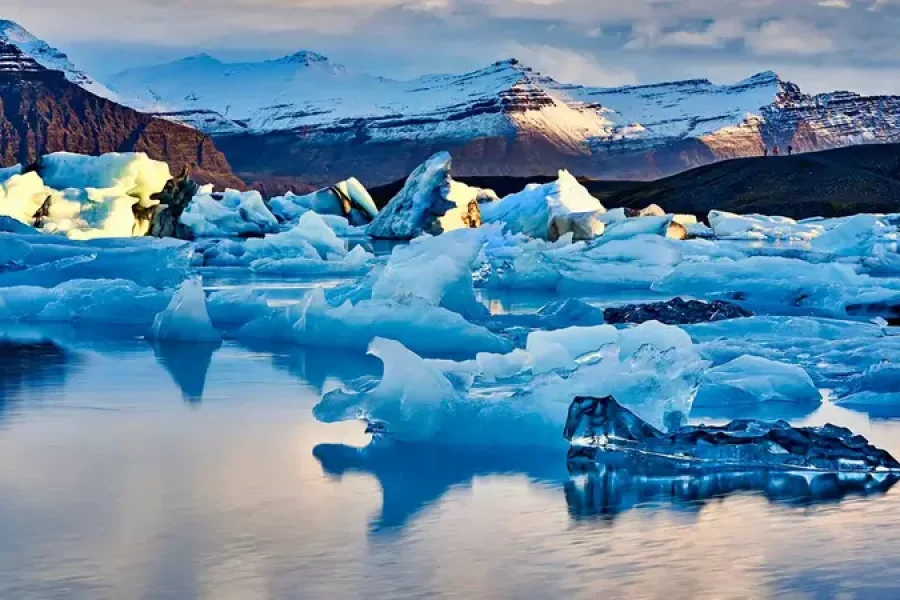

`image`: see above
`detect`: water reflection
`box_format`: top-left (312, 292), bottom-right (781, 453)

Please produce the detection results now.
top-left (313, 441), bottom-right (567, 534)
top-left (0, 337), bottom-right (77, 420)
top-left (565, 462), bottom-right (899, 523)
top-left (151, 341), bottom-right (220, 404)
top-left (240, 341), bottom-right (379, 394)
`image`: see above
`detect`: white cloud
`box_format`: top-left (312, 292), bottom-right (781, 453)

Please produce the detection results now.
top-left (745, 20), bottom-right (837, 56)
top-left (504, 42), bottom-right (638, 86)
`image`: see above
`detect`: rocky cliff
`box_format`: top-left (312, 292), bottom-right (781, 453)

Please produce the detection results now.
top-left (0, 41), bottom-right (243, 189)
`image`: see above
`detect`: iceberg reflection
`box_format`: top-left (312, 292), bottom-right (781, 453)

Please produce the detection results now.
top-left (565, 460), bottom-right (899, 522)
top-left (313, 440), bottom-right (567, 534)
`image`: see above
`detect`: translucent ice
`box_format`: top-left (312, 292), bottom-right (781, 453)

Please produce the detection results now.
top-left (150, 277), bottom-right (222, 342)
top-left (181, 188), bottom-right (279, 237)
top-left (693, 355), bottom-right (822, 409)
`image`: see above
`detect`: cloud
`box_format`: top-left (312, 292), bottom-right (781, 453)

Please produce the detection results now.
top-left (504, 42), bottom-right (638, 86)
top-left (7, 0), bottom-right (900, 94)
top-left (745, 20), bottom-right (837, 56)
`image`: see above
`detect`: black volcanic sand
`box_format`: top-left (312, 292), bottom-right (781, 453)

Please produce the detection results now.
top-left (369, 143), bottom-right (900, 220)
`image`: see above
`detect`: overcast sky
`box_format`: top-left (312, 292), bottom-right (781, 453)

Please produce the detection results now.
top-left (7, 0), bottom-right (900, 94)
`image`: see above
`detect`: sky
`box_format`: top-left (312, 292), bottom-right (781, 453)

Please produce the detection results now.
top-left (7, 0), bottom-right (900, 94)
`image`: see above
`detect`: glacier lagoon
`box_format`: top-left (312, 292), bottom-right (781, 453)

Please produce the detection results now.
top-left (4, 152), bottom-right (900, 597)
top-left (2, 302), bottom-right (900, 599)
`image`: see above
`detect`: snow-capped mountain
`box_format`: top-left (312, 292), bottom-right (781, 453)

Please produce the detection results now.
top-left (109, 49), bottom-right (900, 191)
top-left (0, 20), bottom-right (120, 102)
top-left (0, 26), bottom-right (242, 188)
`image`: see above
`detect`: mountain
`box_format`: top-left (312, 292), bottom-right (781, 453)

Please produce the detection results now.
top-left (0, 24), bottom-right (242, 189)
top-left (0, 20), bottom-right (120, 102)
top-left (109, 52), bottom-right (900, 192)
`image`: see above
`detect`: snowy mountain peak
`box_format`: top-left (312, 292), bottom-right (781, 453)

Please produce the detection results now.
top-left (0, 20), bottom-right (119, 101)
top-left (274, 50), bottom-right (330, 65)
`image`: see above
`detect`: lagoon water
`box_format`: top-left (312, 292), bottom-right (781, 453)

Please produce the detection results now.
top-left (1, 276), bottom-right (900, 599)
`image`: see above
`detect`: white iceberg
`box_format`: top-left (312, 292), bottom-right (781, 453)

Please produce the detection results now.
top-left (0, 152), bottom-right (172, 239)
top-left (481, 170), bottom-right (604, 240)
top-left (708, 211), bottom-right (825, 241)
top-left (180, 188), bottom-right (279, 238)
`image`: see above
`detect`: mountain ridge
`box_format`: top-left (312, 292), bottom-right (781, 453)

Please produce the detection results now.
top-left (0, 36), bottom-right (243, 189)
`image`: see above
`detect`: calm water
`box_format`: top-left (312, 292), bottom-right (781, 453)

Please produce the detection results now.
top-left (2, 268), bottom-right (900, 599)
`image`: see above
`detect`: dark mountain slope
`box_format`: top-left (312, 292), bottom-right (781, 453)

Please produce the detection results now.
top-left (0, 41), bottom-right (243, 189)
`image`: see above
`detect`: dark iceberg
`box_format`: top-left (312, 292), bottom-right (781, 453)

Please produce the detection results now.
top-left (564, 396), bottom-right (900, 473)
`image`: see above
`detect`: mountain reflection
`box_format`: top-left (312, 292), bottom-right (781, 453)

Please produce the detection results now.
top-left (313, 441), bottom-right (568, 534)
top-left (565, 462), bottom-right (899, 522)
top-left (152, 341), bottom-right (219, 404)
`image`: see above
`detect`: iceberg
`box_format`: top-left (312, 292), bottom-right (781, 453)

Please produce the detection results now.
top-left (314, 322), bottom-right (705, 447)
top-left (238, 288), bottom-right (510, 356)
top-left (693, 355), bottom-right (822, 409)
top-left (653, 255), bottom-right (900, 317)
top-left (269, 177), bottom-right (378, 225)
top-left (0, 233), bottom-right (192, 289)
top-left (150, 277), bottom-right (221, 342)
top-left (0, 152), bottom-right (173, 239)
top-left (565, 395), bottom-right (900, 473)
top-left (481, 170), bottom-right (604, 240)
top-left (180, 188), bottom-right (279, 238)
top-left (708, 211), bottom-right (825, 241)
top-left (366, 152), bottom-right (487, 240)
top-left (0, 279), bottom-right (171, 326)
top-left (194, 211), bottom-right (374, 272)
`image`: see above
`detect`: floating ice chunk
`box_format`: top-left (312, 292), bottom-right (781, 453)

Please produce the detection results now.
top-left (151, 278), bottom-right (221, 342)
top-left (525, 325), bottom-right (619, 373)
top-left (314, 338), bottom-right (469, 442)
top-left (653, 255), bottom-right (899, 317)
top-left (41, 152), bottom-right (171, 208)
top-left (0, 235), bottom-right (191, 289)
top-left (439, 180), bottom-right (497, 232)
top-left (548, 210), bottom-right (606, 242)
top-left (0, 153), bottom-right (173, 239)
top-left (249, 245), bottom-right (373, 276)
top-left (366, 152), bottom-right (458, 240)
top-left (482, 170), bottom-right (604, 239)
top-left (314, 322), bottom-right (705, 446)
top-left (206, 288), bottom-right (270, 330)
top-left (708, 211), bottom-right (825, 241)
top-left (558, 235), bottom-right (683, 291)
top-left (693, 355), bottom-right (822, 408)
top-left (239, 288), bottom-right (510, 356)
top-left (270, 177), bottom-right (378, 225)
top-left (181, 188), bottom-right (279, 237)
top-left (248, 211), bottom-right (346, 260)
top-left (372, 227), bottom-right (491, 318)
top-left (0, 279), bottom-right (171, 325)
top-left (565, 395), bottom-right (900, 473)
top-left (475, 349), bottom-right (531, 382)
top-left (602, 215), bottom-right (674, 240)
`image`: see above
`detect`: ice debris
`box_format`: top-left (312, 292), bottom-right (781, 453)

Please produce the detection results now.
top-left (565, 395), bottom-right (900, 473)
